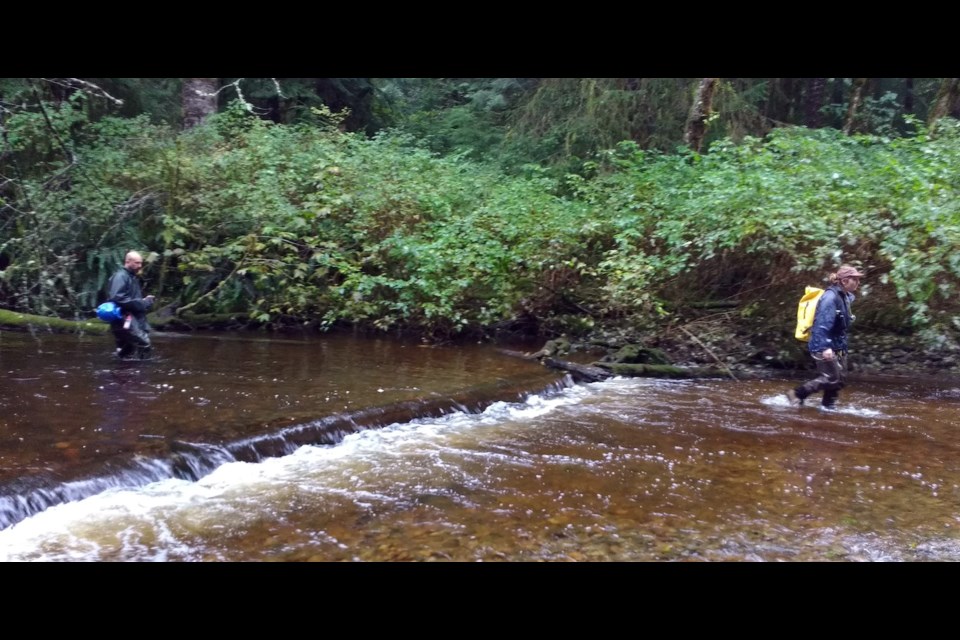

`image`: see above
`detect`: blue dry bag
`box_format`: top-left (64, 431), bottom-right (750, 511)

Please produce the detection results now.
top-left (96, 301), bottom-right (123, 322)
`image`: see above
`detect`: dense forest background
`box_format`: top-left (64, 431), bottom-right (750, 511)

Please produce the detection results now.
top-left (2, 78), bottom-right (959, 363)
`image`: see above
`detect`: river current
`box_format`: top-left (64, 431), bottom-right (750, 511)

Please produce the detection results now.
top-left (1, 329), bottom-right (958, 561)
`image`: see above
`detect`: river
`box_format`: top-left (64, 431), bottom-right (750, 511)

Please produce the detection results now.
top-left (1, 328), bottom-right (958, 561)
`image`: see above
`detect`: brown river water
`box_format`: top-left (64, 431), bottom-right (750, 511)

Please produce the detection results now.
top-left (1, 328), bottom-right (959, 562)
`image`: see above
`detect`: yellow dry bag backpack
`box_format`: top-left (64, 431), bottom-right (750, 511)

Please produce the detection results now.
top-left (795, 286), bottom-right (825, 341)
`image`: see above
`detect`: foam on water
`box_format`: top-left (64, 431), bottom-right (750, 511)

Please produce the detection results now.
top-left (761, 393), bottom-right (889, 418)
top-left (0, 381), bottom-right (609, 561)
top-left (1, 374), bottom-right (952, 562)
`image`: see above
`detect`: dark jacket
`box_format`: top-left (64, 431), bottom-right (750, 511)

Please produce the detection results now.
top-left (808, 284), bottom-right (854, 354)
top-left (107, 266), bottom-right (153, 321)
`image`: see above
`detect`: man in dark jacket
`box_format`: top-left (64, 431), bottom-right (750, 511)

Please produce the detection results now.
top-left (787, 264), bottom-right (865, 408)
top-left (107, 250), bottom-right (155, 360)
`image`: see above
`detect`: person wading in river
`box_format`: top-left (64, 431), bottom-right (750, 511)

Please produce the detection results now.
top-left (106, 250), bottom-right (155, 360)
top-left (787, 264), bottom-right (865, 409)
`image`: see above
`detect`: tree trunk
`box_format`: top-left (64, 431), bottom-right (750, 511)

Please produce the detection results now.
top-left (843, 78), bottom-right (868, 135)
top-left (904, 77), bottom-right (914, 114)
top-left (830, 78), bottom-right (846, 106)
top-left (804, 78), bottom-right (826, 128)
top-left (684, 78), bottom-right (717, 153)
top-left (782, 77), bottom-right (797, 122)
top-left (927, 78), bottom-right (960, 132)
top-left (181, 78), bottom-right (219, 129)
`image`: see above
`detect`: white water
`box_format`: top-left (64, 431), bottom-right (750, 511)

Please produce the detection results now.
top-left (3, 375), bottom-right (959, 562)
top-left (0, 380), bottom-right (604, 561)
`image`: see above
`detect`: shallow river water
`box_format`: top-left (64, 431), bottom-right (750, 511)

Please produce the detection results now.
top-left (1, 329), bottom-right (959, 561)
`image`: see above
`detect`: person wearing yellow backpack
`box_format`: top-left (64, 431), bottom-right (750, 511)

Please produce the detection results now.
top-left (787, 264), bottom-right (865, 408)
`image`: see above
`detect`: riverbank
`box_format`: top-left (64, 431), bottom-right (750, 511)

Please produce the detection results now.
top-left (555, 318), bottom-right (960, 383)
top-left (3, 307), bottom-right (959, 383)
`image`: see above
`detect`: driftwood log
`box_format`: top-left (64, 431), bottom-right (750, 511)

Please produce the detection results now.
top-left (510, 339), bottom-right (734, 383)
top-left (542, 357), bottom-right (729, 383)
top-left (523, 336), bottom-right (571, 360)
top-left (541, 357), bottom-right (612, 383)
top-left (594, 362), bottom-right (730, 379)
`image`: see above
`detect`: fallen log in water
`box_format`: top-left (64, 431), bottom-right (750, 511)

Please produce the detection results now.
top-left (0, 309), bottom-right (109, 334)
top-left (540, 356), bottom-right (729, 381)
top-left (541, 357), bottom-right (612, 382)
top-left (593, 361), bottom-right (730, 379)
top-left (496, 335), bottom-right (733, 383)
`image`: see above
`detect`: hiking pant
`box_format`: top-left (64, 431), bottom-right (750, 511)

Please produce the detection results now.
top-left (112, 316), bottom-right (152, 359)
top-left (795, 351), bottom-right (847, 407)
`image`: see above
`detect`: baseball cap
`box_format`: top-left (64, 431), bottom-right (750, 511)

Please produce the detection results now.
top-left (837, 265), bottom-right (865, 279)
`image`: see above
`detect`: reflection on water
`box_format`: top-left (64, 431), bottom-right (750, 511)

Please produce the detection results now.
top-left (1, 330), bottom-right (960, 561)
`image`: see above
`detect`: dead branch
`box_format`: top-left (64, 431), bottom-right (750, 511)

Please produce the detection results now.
top-left (677, 324), bottom-right (739, 381)
top-left (176, 257), bottom-right (246, 315)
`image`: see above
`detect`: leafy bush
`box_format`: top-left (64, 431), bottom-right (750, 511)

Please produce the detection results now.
top-left (2, 93), bottom-right (959, 348)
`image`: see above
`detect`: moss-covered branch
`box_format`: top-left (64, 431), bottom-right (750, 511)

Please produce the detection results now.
top-left (0, 309), bottom-right (109, 334)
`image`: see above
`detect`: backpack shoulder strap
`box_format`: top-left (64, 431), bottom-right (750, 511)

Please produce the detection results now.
top-left (835, 286), bottom-right (852, 321)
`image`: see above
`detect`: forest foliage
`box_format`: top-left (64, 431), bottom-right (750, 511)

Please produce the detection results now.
top-left (1, 78), bottom-right (959, 351)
